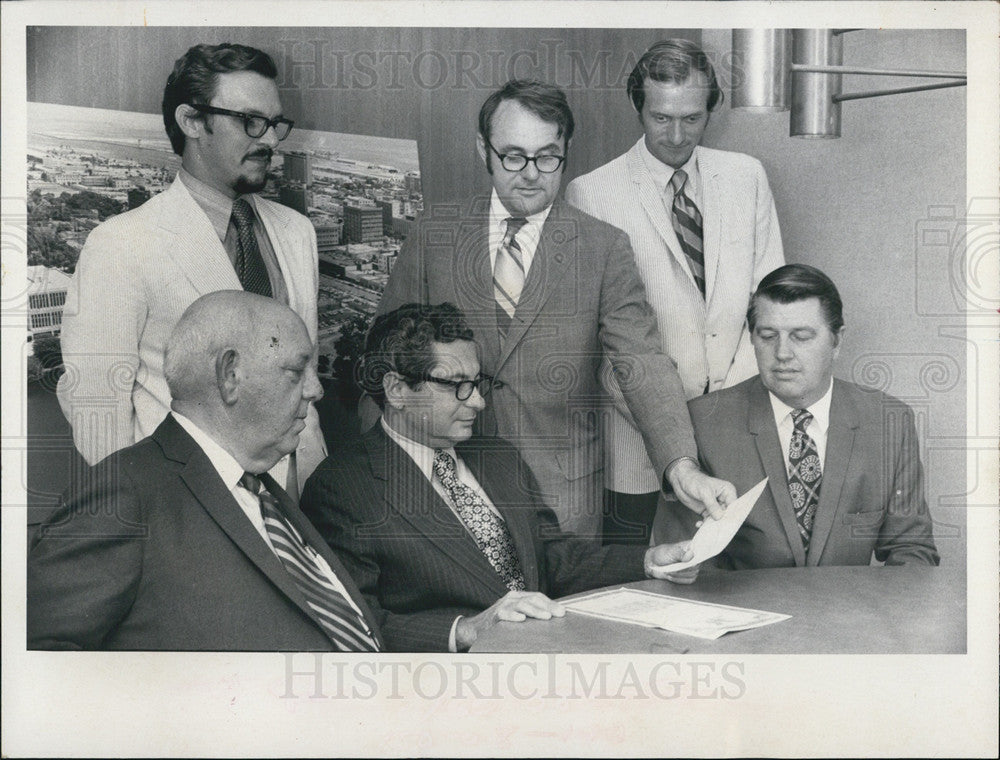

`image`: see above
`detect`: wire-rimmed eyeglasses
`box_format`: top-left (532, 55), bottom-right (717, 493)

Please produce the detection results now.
top-left (417, 372), bottom-right (504, 401)
top-left (190, 104), bottom-right (294, 141)
top-left (485, 138), bottom-right (565, 173)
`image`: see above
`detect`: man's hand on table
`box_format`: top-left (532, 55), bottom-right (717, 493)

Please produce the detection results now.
top-left (455, 590), bottom-right (564, 651)
top-left (667, 457), bottom-right (736, 520)
top-left (644, 540), bottom-right (700, 584)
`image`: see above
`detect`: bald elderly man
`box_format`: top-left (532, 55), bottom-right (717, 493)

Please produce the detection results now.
top-left (28, 291), bottom-right (383, 651)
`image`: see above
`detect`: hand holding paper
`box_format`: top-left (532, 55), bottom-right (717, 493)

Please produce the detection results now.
top-left (655, 478), bottom-right (769, 574)
top-left (644, 541), bottom-right (699, 584)
top-left (667, 458), bottom-right (738, 519)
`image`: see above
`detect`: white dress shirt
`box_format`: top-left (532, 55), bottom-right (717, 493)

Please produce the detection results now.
top-left (171, 412), bottom-right (366, 619)
top-left (766, 381), bottom-right (834, 474)
top-left (640, 140), bottom-right (705, 288)
top-left (487, 190), bottom-right (552, 276)
top-left (639, 139), bottom-right (704, 212)
top-left (381, 417), bottom-right (503, 521)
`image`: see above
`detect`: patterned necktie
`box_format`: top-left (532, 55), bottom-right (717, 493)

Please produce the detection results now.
top-left (240, 472), bottom-right (380, 652)
top-left (493, 216), bottom-right (528, 335)
top-left (668, 170), bottom-right (706, 298)
top-left (787, 410), bottom-right (822, 549)
top-left (431, 450), bottom-right (526, 591)
top-left (230, 198), bottom-right (273, 297)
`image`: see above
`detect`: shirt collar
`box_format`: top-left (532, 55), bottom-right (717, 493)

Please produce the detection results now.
top-left (178, 167), bottom-right (257, 241)
top-left (638, 138), bottom-right (701, 197)
top-left (381, 416), bottom-right (457, 482)
top-left (767, 379), bottom-right (834, 435)
top-left (171, 411), bottom-right (246, 491)
top-left (488, 189), bottom-right (552, 232)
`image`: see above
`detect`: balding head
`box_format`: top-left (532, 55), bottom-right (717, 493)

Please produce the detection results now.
top-left (165, 290), bottom-right (323, 472)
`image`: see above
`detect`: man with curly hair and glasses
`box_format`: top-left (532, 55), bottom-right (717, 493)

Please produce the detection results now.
top-left (302, 302), bottom-right (698, 652)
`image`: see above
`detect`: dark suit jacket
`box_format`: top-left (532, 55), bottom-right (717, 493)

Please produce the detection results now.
top-left (657, 376), bottom-right (939, 568)
top-left (27, 415), bottom-right (383, 651)
top-left (376, 197), bottom-right (696, 535)
top-left (300, 425), bottom-right (649, 652)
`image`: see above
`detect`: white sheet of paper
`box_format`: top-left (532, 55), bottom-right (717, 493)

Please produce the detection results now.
top-left (563, 587), bottom-right (791, 640)
top-left (657, 477), bottom-right (769, 572)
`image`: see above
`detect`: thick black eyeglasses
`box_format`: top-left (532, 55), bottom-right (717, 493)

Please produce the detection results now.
top-left (485, 139), bottom-right (565, 173)
top-left (418, 372), bottom-right (503, 401)
top-left (190, 104), bottom-right (294, 141)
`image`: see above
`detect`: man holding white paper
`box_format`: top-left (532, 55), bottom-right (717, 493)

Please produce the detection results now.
top-left (656, 264), bottom-right (940, 569)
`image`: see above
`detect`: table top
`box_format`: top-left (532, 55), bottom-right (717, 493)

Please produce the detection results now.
top-left (470, 565), bottom-right (966, 654)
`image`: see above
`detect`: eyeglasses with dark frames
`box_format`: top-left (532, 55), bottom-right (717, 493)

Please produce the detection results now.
top-left (485, 138), bottom-right (565, 174)
top-left (416, 372), bottom-right (504, 401)
top-left (189, 104), bottom-right (294, 141)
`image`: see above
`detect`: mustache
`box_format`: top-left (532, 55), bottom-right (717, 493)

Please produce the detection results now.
top-left (244, 149), bottom-right (273, 162)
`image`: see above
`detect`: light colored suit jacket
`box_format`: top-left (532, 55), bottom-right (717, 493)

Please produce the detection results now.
top-left (28, 415), bottom-right (383, 651)
top-left (56, 175), bottom-right (325, 483)
top-left (566, 142), bottom-right (784, 492)
top-left (655, 376), bottom-right (940, 568)
top-left (301, 426), bottom-right (649, 651)
top-left (375, 198), bottom-right (697, 536)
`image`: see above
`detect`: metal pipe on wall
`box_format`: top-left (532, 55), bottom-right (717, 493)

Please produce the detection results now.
top-left (731, 29), bottom-right (791, 112)
top-left (790, 29), bottom-right (843, 138)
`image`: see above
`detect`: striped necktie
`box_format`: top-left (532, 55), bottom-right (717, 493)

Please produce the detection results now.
top-left (432, 451), bottom-right (526, 591)
top-left (240, 472), bottom-right (380, 652)
top-left (230, 198), bottom-right (273, 297)
top-left (493, 216), bottom-right (528, 335)
top-left (668, 170), bottom-right (706, 298)
top-left (787, 410), bottom-right (822, 549)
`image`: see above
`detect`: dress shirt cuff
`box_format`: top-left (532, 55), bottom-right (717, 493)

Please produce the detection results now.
top-left (662, 456), bottom-right (700, 491)
top-left (449, 616), bottom-right (462, 653)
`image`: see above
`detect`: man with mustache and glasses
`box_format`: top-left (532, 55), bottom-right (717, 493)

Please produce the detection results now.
top-left (376, 79), bottom-right (737, 541)
top-left (57, 43), bottom-right (325, 499)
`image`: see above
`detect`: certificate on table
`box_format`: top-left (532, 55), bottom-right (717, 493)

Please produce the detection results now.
top-left (562, 587), bottom-right (791, 640)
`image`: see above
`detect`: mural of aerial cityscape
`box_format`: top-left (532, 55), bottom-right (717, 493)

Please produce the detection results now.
top-left (26, 100), bottom-right (422, 383)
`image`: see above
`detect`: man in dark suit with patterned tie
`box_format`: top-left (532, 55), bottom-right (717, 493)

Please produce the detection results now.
top-left (301, 303), bottom-right (697, 652)
top-left (28, 291), bottom-right (382, 651)
top-left (655, 265), bottom-right (940, 569)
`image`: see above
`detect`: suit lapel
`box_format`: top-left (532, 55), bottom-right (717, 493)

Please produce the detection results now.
top-left (365, 427), bottom-right (510, 598)
top-left (627, 143), bottom-right (692, 279)
top-left (748, 381), bottom-right (807, 566)
top-left (255, 198), bottom-right (295, 305)
top-left (695, 148), bottom-right (724, 305)
top-left (806, 380), bottom-right (858, 566)
top-left (458, 440), bottom-right (540, 591)
top-left (496, 203), bottom-right (576, 370)
top-left (156, 178), bottom-right (242, 295)
top-left (153, 418), bottom-right (329, 631)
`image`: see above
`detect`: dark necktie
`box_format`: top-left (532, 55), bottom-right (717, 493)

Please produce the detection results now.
top-left (230, 198), bottom-right (273, 297)
top-left (240, 472), bottom-right (380, 652)
top-left (668, 170), bottom-right (706, 298)
top-left (432, 451), bottom-right (526, 591)
top-left (493, 216), bottom-right (528, 336)
top-left (787, 410), bottom-right (822, 549)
